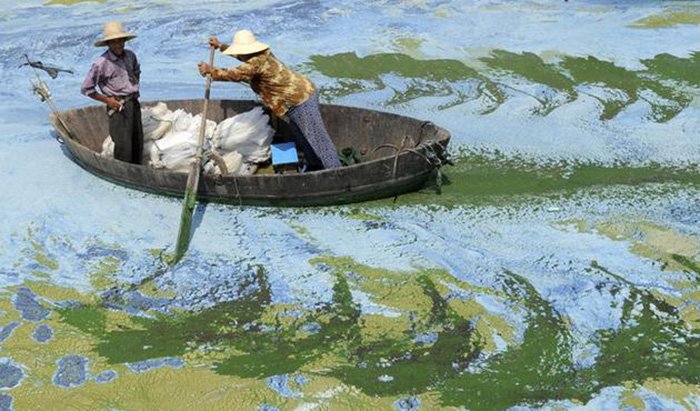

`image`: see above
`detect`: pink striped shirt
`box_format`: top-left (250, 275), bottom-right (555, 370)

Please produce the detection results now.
top-left (81, 49), bottom-right (140, 97)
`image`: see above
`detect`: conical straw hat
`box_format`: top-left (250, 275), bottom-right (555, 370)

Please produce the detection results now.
top-left (95, 21), bottom-right (136, 47)
top-left (223, 29), bottom-right (269, 56)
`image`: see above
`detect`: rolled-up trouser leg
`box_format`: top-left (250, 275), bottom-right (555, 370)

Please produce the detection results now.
top-left (109, 99), bottom-right (143, 164)
top-left (286, 92), bottom-right (342, 170)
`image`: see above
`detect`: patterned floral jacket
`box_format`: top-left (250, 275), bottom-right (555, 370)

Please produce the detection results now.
top-left (211, 49), bottom-right (315, 117)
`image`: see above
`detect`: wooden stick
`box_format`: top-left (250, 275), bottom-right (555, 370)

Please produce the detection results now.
top-left (172, 45), bottom-right (216, 264)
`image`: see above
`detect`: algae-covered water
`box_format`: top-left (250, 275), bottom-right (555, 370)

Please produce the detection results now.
top-left (0, 1), bottom-right (699, 410)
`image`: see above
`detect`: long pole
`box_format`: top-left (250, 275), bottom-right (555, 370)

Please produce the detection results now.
top-left (172, 45), bottom-right (216, 264)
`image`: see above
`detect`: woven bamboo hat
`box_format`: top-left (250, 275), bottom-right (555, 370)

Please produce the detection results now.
top-left (223, 29), bottom-right (269, 56)
top-left (94, 21), bottom-right (136, 47)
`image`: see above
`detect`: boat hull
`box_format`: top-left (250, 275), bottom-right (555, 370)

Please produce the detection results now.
top-left (51, 99), bottom-right (451, 206)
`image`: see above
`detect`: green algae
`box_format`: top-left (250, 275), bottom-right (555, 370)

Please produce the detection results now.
top-left (20, 227), bottom-right (60, 274)
top-left (306, 258), bottom-right (500, 396)
top-left (45, 0), bottom-right (108, 4)
top-left (329, 274), bottom-right (482, 397)
top-left (621, 389), bottom-right (646, 410)
top-left (440, 271), bottom-right (581, 410)
top-left (55, 258), bottom-right (486, 398)
top-left (642, 378), bottom-right (700, 410)
top-left (593, 285), bottom-right (699, 390)
top-left (88, 256), bottom-right (121, 290)
top-left (340, 209), bottom-right (385, 222)
top-left (630, 7), bottom-right (700, 28)
top-left (308, 50), bottom-right (698, 122)
top-left (390, 37), bottom-right (424, 55)
top-left (367, 154), bottom-right (700, 208)
top-left (60, 266), bottom-right (272, 364)
top-left (642, 52), bottom-right (700, 87)
top-left (48, 255), bottom-right (699, 409)
top-left (479, 51), bottom-right (693, 122)
top-left (19, 280), bottom-right (93, 303)
top-left (59, 303), bottom-right (107, 335)
top-left (672, 254), bottom-right (700, 277)
top-left (580, 218), bottom-right (700, 329)
top-left (29, 239), bottom-right (59, 271)
top-left (640, 81), bottom-right (691, 123)
top-left (561, 56), bottom-right (642, 120)
top-left (310, 52), bottom-right (476, 82)
top-left (307, 52), bottom-right (504, 112)
top-left (216, 274), bottom-right (361, 378)
top-left (329, 259), bottom-right (434, 313)
top-left (312, 256), bottom-right (514, 350)
top-left (7, 290), bottom-right (281, 411)
top-left (591, 262), bottom-right (699, 385)
top-left (585, 218), bottom-right (700, 278)
top-left (480, 50), bottom-right (577, 115)
top-left (438, 269), bottom-right (700, 410)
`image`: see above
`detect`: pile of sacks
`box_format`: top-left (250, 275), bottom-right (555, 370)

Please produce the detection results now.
top-left (101, 102), bottom-right (275, 175)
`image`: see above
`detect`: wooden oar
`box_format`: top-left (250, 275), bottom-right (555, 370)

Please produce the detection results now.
top-left (172, 45), bottom-right (216, 264)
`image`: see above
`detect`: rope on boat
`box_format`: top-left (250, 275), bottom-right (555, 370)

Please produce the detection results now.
top-left (204, 150), bottom-right (229, 175)
top-left (372, 121), bottom-right (453, 192)
top-left (232, 175), bottom-right (242, 206)
top-left (418, 120), bottom-right (432, 144)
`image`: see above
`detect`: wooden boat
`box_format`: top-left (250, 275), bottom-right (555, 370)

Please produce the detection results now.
top-left (49, 99), bottom-right (451, 206)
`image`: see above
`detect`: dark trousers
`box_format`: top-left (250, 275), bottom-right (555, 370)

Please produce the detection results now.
top-left (288, 120), bottom-right (324, 171)
top-left (109, 99), bottom-right (143, 164)
top-left (286, 92), bottom-right (341, 170)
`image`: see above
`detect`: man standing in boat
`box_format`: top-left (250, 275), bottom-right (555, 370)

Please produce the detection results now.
top-left (81, 21), bottom-right (143, 164)
top-left (197, 29), bottom-right (341, 170)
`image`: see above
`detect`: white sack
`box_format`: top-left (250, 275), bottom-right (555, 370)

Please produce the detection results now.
top-left (170, 109), bottom-right (217, 140)
top-left (213, 106), bottom-right (274, 163)
top-left (142, 140), bottom-right (155, 165)
top-left (149, 131), bottom-right (198, 170)
top-left (101, 135), bottom-right (114, 157)
top-left (100, 104), bottom-right (271, 174)
top-left (141, 102), bottom-right (173, 141)
top-left (170, 109), bottom-right (193, 132)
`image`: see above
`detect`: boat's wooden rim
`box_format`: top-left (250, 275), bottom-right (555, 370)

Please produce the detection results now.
top-left (49, 99), bottom-right (451, 206)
